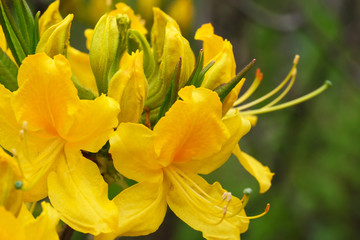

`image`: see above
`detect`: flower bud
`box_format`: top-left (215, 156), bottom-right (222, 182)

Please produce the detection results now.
top-left (89, 13), bottom-right (130, 94)
top-left (108, 51), bottom-right (147, 123)
top-left (36, 14), bottom-right (73, 58)
top-left (38, 0), bottom-right (62, 36)
top-left (146, 9), bottom-right (194, 109)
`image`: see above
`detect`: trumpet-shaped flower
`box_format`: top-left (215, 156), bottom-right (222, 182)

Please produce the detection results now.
top-left (106, 86), bottom-right (256, 239)
top-left (0, 53), bottom-right (119, 234)
top-left (0, 202), bottom-right (59, 240)
top-left (195, 23), bottom-right (274, 193)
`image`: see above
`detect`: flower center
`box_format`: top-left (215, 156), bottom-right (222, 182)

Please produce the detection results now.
top-left (164, 166), bottom-right (269, 225)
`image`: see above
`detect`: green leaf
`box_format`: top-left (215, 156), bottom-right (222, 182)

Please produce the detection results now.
top-left (14, 0), bottom-right (36, 53)
top-left (157, 58), bottom-right (182, 121)
top-left (0, 48), bottom-right (18, 91)
top-left (0, 0), bottom-right (28, 65)
top-left (214, 59), bottom-right (256, 102)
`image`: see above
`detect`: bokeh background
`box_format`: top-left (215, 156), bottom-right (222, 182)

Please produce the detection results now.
top-left (25, 0), bottom-right (360, 239)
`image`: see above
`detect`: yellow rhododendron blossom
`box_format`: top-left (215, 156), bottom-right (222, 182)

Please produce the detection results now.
top-left (0, 202), bottom-right (59, 240)
top-left (0, 53), bottom-right (119, 234)
top-left (107, 86), bottom-right (254, 239)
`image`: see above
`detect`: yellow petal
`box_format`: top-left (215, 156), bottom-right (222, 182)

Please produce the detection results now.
top-left (110, 123), bottom-right (163, 183)
top-left (0, 148), bottom-right (23, 216)
top-left (175, 110), bottom-right (251, 175)
top-left (48, 149), bottom-right (118, 235)
top-left (112, 181), bottom-right (168, 236)
top-left (195, 23), bottom-right (224, 64)
top-left (200, 40), bottom-right (236, 90)
top-left (111, 3), bottom-right (147, 35)
top-left (0, 84), bottom-right (21, 152)
top-left (167, 173), bottom-right (249, 240)
top-left (65, 94), bottom-right (119, 152)
top-left (68, 47), bottom-right (98, 96)
top-left (38, 0), bottom-right (63, 36)
top-left (0, 206), bottom-right (26, 240)
top-left (84, 29), bottom-right (94, 50)
top-left (19, 202), bottom-right (60, 240)
top-left (154, 86), bottom-right (230, 167)
top-left (13, 53), bottom-right (78, 138)
top-left (108, 51), bottom-right (148, 123)
top-left (233, 145), bottom-right (274, 193)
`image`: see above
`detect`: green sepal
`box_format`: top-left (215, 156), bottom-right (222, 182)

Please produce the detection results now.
top-left (126, 29), bottom-right (155, 78)
top-left (186, 49), bottom-right (215, 88)
top-left (157, 58), bottom-right (182, 121)
top-left (108, 15), bottom-right (130, 80)
top-left (215, 59), bottom-right (256, 102)
top-left (13, 0), bottom-right (37, 54)
top-left (0, 0), bottom-right (28, 65)
top-left (0, 48), bottom-right (18, 91)
top-left (71, 76), bottom-right (96, 100)
top-left (186, 49), bottom-right (204, 87)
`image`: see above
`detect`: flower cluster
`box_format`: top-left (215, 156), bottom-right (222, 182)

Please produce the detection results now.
top-left (0, 0), bottom-right (330, 239)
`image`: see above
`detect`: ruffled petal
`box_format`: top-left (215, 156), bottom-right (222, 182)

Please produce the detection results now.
top-left (48, 149), bottom-right (118, 235)
top-left (109, 123), bottom-right (163, 183)
top-left (166, 173), bottom-right (249, 240)
top-left (19, 202), bottom-right (60, 240)
top-left (0, 84), bottom-right (21, 152)
top-left (65, 95), bottom-right (119, 152)
top-left (0, 206), bottom-right (26, 240)
top-left (13, 53), bottom-right (78, 138)
top-left (111, 181), bottom-right (168, 237)
top-left (194, 23), bottom-right (224, 64)
top-left (175, 110), bottom-right (251, 175)
top-left (233, 145), bottom-right (274, 193)
top-left (154, 86), bottom-right (230, 167)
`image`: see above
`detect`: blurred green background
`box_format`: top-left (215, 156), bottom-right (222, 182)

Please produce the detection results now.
top-left (26, 0), bottom-right (360, 239)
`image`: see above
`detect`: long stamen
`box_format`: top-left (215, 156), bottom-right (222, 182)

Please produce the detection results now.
top-left (233, 69), bottom-right (263, 106)
top-left (262, 68), bottom-right (296, 108)
top-left (236, 55), bottom-right (299, 111)
top-left (240, 80), bottom-right (332, 115)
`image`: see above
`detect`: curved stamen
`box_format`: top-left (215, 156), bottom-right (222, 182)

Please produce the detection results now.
top-left (240, 80), bottom-right (331, 115)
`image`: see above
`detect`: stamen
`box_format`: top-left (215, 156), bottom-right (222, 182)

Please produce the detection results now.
top-left (11, 148), bottom-right (17, 157)
top-left (244, 203), bottom-right (270, 220)
top-left (19, 129), bottom-right (25, 140)
top-left (235, 55), bottom-right (299, 111)
top-left (240, 80), bottom-right (332, 115)
top-left (22, 121), bottom-right (28, 131)
top-left (233, 69), bottom-right (262, 106)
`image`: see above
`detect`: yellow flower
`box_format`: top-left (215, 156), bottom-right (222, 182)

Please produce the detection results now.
top-left (106, 86), bottom-right (257, 239)
top-left (195, 23), bottom-right (274, 193)
top-left (0, 202), bottom-right (59, 240)
top-left (0, 53), bottom-right (119, 234)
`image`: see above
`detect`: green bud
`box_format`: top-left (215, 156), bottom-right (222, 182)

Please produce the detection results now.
top-left (36, 14), bottom-right (73, 58)
top-left (89, 13), bottom-right (130, 94)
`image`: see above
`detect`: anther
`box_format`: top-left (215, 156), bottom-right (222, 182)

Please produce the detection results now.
top-left (293, 54), bottom-right (300, 65)
top-left (11, 148), bottom-right (17, 157)
top-left (222, 205), bottom-right (228, 215)
top-left (222, 192), bottom-right (227, 200)
top-left (22, 121), bottom-right (28, 131)
top-left (226, 192), bottom-right (232, 202)
top-left (19, 129), bottom-right (25, 139)
top-left (14, 181), bottom-right (23, 189)
top-left (243, 188), bottom-right (252, 195)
